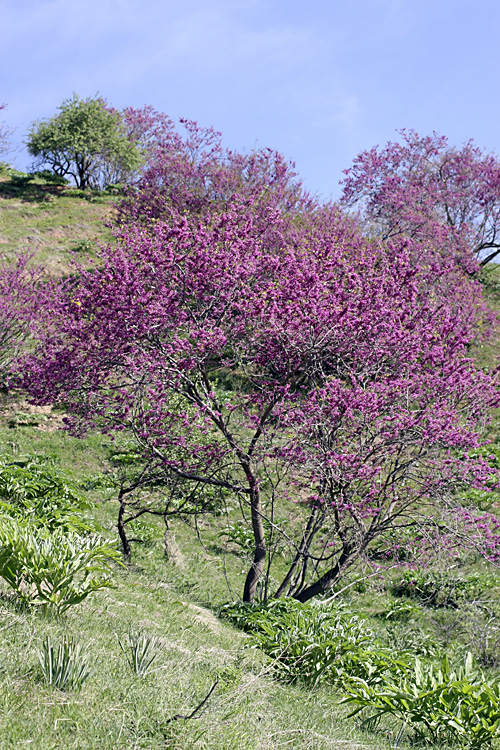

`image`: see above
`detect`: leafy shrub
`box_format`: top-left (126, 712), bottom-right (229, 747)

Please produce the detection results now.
top-left (342, 653), bottom-right (500, 748)
top-left (6, 169), bottom-right (33, 186)
top-left (379, 623), bottom-right (439, 659)
top-left (221, 598), bottom-right (405, 686)
top-left (64, 188), bottom-right (88, 199)
top-left (127, 517), bottom-right (158, 546)
top-left (377, 599), bottom-right (422, 622)
top-left (38, 635), bottom-right (91, 690)
top-left (0, 455), bottom-right (91, 533)
top-left (7, 411), bottom-right (48, 428)
top-left (392, 569), bottom-right (495, 608)
top-left (459, 603), bottom-right (500, 667)
top-left (104, 183), bottom-right (124, 194)
top-left (0, 520), bottom-right (121, 612)
top-left (222, 516), bottom-right (288, 557)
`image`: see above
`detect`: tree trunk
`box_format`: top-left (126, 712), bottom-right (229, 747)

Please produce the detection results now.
top-left (243, 481), bottom-right (266, 603)
top-left (292, 550), bottom-right (354, 603)
top-left (117, 496), bottom-right (131, 559)
top-left (274, 506), bottom-right (319, 599)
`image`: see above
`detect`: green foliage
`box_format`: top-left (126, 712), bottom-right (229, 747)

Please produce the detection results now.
top-left (127, 517), bottom-right (158, 546)
top-left (0, 520), bottom-right (121, 612)
top-left (30, 169), bottom-right (69, 185)
top-left (27, 94), bottom-right (142, 190)
top-left (0, 454), bottom-right (91, 533)
top-left (461, 446), bottom-right (500, 509)
top-left (380, 622), bottom-right (439, 659)
top-left (7, 411), bottom-right (48, 428)
top-left (70, 238), bottom-right (95, 254)
top-left (378, 599), bottom-right (422, 622)
top-left (118, 629), bottom-right (164, 677)
top-left (221, 523), bottom-right (255, 554)
top-left (221, 514), bottom-right (288, 557)
top-left (37, 635), bottom-right (91, 690)
top-left (392, 568), bottom-right (496, 608)
top-left (221, 598), bottom-right (404, 686)
top-left (10, 173), bottom-right (34, 187)
top-left (342, 653), bottom-right (500, 748)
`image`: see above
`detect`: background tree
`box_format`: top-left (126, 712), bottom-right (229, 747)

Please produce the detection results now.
top-left (341, 130), bottom-right (500, 269)
top-left (20, 190), bottom-right (500, 602)
top-left (26, 94), bottom-right (142, 190)
top-left (0, 254), bottom-right (44, 393)
top-left (116, 109), bottom-right (311, 230)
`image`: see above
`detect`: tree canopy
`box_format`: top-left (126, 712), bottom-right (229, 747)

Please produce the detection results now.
top-left (17, 115), bottom-right (500, 602)
top-left (26, 94), bottom-right (142, 190)
top-left (341, 130), bottom-right (500, 269)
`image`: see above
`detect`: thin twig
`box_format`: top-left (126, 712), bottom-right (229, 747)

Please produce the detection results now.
top-left (165, 680), bottom-right (219, 723)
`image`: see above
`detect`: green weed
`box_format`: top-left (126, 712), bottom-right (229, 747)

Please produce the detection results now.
top-left (38, 635), bottom-right (91, 690)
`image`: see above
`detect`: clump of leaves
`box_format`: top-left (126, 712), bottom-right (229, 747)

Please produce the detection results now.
top-left (30, 169), bottom-right (68, 186)
top-left (118, 629), bottom-right (163, 676)
top-left (459, 603), bottom-right (500, 667)
top-left (377, 598), bottom-right (422, 622)
top-left (0, 520), bottom-right (121, 613)
top-left (71, 239), bottom-right (96, 254)
top-left (221, 598), bottom-right (405, 686)
top-left (38, 635), bottom-right (91, 690)
top-left (342, 653), bottom-right (500, 749)
top-left (7, 412), bottom-right (47, 428)
top-left (0, 454), bottom-right (92, 534)
top-left (379, 623), bottom-right (439, 659)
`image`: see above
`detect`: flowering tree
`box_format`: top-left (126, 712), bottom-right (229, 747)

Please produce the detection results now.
top-left (341, 131), bottom-right (500, 269)
top-left (0, 254), bottom-right (44, 393)
top-left (117, 109), bottom-right (310, 231)
top-left (20, 184), bottom-right (500, 601)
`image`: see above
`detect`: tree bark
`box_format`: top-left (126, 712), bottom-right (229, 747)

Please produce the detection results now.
top-left (117, 495), bottom-right (131, 559)
top-left (243, 481), bottom-right (266, 603)
top-left (292, 550), bottom-right (353, 603)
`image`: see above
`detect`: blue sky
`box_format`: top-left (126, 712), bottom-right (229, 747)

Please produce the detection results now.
top-left (2, 0), bottom-right (499, 200)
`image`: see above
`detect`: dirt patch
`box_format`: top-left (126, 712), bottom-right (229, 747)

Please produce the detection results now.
top-left (0, 399), bottom-right (66, 432)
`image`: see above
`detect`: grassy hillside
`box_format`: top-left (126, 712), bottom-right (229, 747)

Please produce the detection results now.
top-left (2, 170), bottom-right (500, 749)
top-left (0, 166), bottom-right (115, 273)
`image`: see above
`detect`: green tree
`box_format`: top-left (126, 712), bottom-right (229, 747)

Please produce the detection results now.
top-left (26, 94), bottom-right (142, 189)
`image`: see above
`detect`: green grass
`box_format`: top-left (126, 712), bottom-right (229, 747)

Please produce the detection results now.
top-left (0, 172), bottom-right (115, 273)
top-left (0, 549), bottom-right (396, 750)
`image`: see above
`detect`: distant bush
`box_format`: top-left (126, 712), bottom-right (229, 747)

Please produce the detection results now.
top-left (104, 183), bottom-right (124, 194)
top-left (64, 188), bottom-right (89, 199)
top-left (10, 173), bottom-right (34, 187)
top-left (392, 569), bottom-right (496, 608)
top-left (70, 239), bottom-right (95, 254)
